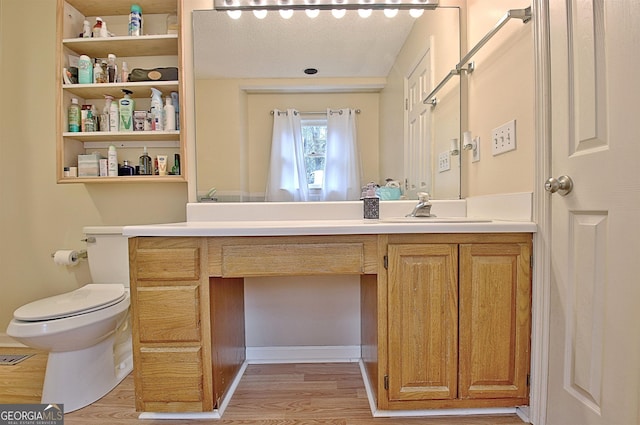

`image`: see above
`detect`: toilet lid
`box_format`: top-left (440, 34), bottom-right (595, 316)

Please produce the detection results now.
top-left (14, 284), bottom-right (126, 321)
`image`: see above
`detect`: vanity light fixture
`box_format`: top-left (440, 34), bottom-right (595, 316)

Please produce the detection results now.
top-left (306, 8), bottom-right (320, 17)
top-left (214, 0), bottom-right (438, 12)
top-left (450, 138), bottom-right (460, 156)
top-left (332, 8), bottom-right (347, 18)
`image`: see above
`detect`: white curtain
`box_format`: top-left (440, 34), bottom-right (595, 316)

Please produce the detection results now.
top-left (265, 109), bottom-right (309, 201)
top-left (322, 108), bottom-right (361, 201)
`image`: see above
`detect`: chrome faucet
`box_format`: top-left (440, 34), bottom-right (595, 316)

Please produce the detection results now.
top-left (406, 192), bottom-right (433, 217)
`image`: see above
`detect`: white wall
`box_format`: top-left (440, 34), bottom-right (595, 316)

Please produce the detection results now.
top-left (463, 0), bottom-right (535, 196)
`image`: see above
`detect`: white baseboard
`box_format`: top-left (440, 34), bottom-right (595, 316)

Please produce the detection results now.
top-left (359, 359), bottom-right (518, 419)
top-left (245, 345), bottom-right (361, 363)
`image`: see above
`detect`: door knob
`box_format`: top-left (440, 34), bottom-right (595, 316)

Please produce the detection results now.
top-left (545, 175), bottom-right (573, 196)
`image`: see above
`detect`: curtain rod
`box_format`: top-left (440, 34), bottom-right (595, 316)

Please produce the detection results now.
top-left (271, 109), bottom-right (361, 116)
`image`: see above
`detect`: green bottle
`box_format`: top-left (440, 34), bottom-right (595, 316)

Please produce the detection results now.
top-left (68, 98), bottom-right (81, 132)
top-left (118, 89), bottom-right (135, 131)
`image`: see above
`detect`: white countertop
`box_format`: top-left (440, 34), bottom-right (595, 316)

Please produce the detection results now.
top-left (122, 194), bottom-right (537, 237)
top-left (122, 219), bottom-right (536, 237)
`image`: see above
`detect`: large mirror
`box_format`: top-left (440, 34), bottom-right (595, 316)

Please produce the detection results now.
top-left (193, 5), bottom-right (462, 202)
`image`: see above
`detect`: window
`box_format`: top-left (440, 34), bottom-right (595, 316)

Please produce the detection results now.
top-left (301, 118), bottom-right (327, 189)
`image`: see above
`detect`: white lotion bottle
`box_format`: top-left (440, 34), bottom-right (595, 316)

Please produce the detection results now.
top-left (163, 97), bottom-right (176, 131)
top-left (107, 145), bottom-right (118, 177)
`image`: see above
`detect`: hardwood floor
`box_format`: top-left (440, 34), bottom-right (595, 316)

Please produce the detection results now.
top-left (1, 352), bottom-right (525, 424)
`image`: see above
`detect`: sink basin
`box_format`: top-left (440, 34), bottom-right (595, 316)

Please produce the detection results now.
top-left (380, 216), bottom-right (491, 223)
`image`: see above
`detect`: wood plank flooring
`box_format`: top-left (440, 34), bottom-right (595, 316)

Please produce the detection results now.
top-left (0, 352), bottom-right (525, 424)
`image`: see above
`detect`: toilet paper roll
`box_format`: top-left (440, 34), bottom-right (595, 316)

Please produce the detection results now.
top-left (53, 250), bottom-right (79, 266)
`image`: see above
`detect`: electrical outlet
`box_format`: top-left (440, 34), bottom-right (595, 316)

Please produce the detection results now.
top-left (438, 151), bottom-right (450, 172)
top-left (491, 119), bottom-right (516, 156)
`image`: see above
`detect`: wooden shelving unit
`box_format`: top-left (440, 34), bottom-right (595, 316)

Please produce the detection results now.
top-left (56, 0), bottom-right (186, 184)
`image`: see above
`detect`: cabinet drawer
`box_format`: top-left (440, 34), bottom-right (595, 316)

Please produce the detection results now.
top-left (135, 247), bottom-right (200, 281)
top-left (221, 243), bottom-right (364, 277)
top-left (138, 347), bottom-right (203, 403)
top-left (136, 287), bottom-right (201, 342)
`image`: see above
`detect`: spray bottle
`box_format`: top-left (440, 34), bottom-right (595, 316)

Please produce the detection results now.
top-left (119, 89), bottom-right (135, 131)
top-left (149, 87), bottom-right (164, 131)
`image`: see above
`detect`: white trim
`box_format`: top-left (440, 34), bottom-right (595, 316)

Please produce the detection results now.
top-left (246, 345), bottom-right (361, 363)
top-left (530, 2), bottom-right (551, 425)
top-left (358, 359), bottom-right (519, 419)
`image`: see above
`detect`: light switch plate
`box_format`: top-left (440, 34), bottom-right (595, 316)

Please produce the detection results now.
top-left (438, 151), bottom-right (450, 172)
top-left (492, 119), bottom-right (516, 156)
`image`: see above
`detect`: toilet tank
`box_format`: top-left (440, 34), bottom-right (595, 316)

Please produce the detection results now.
top-left (83, 226), bottom-right (130, 287)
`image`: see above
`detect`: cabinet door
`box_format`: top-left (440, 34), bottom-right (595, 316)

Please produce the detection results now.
top-left (387, 244), bottom-right (458, 401)
top-left (458, 243), bottom-right (531, 400)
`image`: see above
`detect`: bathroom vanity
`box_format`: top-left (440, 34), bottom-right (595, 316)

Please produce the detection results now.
top-left (124, 198), bottom-right (536, 418)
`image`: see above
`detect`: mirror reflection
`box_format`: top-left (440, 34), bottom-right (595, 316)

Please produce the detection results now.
top-left (193, 6), bottom-right (461, 202)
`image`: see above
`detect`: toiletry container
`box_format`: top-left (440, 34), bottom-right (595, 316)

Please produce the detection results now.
top-left (149, 88), bottom-right (163, 131)
top-left (92, 17), bottom-right (103, 38)
top-left (121, 61), bottom-right (129, 83)
top-left (109, 96), bottom-right (119, 132)
top-left (139, 146), bottom-right (152, 175)
top-left (118, 89), bottom-right (134, 131)
top-left (68, 98), bottom-right (81, 132)
top-left (107, 54), bottom-right (117, 83)
top-left (107, 145), bottom-right (118, 177)
top-left (118, 160), bottom-right (135, 176)
top-left (78, 55), bottom-right (93, 84)
top-left (129, 4), bottom-right (142, 36)
top-left (164, 96), bottom-right (176, 131)
top-left (172, 153), bottom-right (181, 175)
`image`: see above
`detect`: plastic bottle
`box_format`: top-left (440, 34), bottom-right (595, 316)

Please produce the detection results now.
top-left (171, 92), bottom-right (180, 130)
top-left (92, 17), bottom-right (103, 38)
top-left (78, 55), bottom-right (93, 84)
top-left (93, 60), bottom-right (106, 84)
top-left (139, 146), bottom-right (153, 175)
top-left (172, 153), bottom-right (181, 175)
top-left (82, 20), bottom-right (91, 38)
top-left (107, 54), bottom-right (117, 83)
top-left (119, 89), bottom-right (135, 131)
top-left (107, 96), bottom-right (119, 132)
top-left (120, 61), bottom-right (129, 83)
top-left (107, 145), bottom-right (118, 177)
top-left (68, 98), bottom-right (81, 132)
top-left (149, 87), bottom-right (163, 131)
top-left (163, 97), bottom-right (176, 131)
top-left (129, 4), bottom-right (142, 36)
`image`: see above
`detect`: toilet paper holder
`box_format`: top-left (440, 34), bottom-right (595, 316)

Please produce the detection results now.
top-left (50, 250), bottom-right (87, 260)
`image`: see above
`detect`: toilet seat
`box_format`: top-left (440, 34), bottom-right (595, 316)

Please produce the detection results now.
top-left (13, 284), bottom-right (126, 321)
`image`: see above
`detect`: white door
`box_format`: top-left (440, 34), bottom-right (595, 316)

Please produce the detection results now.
top-left (405, 49), bottom-right (432, 199)
top-left (546, 1), bottom-right (640, 424)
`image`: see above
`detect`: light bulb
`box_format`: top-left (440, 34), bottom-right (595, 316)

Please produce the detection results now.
top-left (358, 9), bottom-right (372, 18)
top-left (253, 9), bottom-right (268, 18)
top-left (279, 9), bottom-right (294, 18)
top-left (227, 9), bottom-right (242, 19)
top-left (384, 8), bottom-right (398, 18)
top-left (409, 8), bottom-right (423, 18)
top-left (306, 8), bottom-right (320, 18)
top-left (332, 8), bottom-right (346, 18)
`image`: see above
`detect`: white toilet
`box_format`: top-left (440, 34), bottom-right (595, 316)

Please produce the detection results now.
top-left (7, 226), bottom-right (133, 413)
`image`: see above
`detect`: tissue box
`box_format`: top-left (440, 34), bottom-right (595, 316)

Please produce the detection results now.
top-left (78, 154), bottom-right (101, 177)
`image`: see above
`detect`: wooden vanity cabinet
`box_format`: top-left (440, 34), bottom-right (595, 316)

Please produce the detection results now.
top-left (128, 232), bottom-right (531, 415)
top-left (381, 234), bottom-right (532, 410)
top-left (129, 237), bottom-right (215, 413)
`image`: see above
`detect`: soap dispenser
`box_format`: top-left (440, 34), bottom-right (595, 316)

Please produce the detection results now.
top-left (118, 89), bottom-right (135, 131)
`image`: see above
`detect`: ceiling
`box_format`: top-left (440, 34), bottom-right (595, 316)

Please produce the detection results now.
top-left (192, 9), bottom-right (417, 79)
